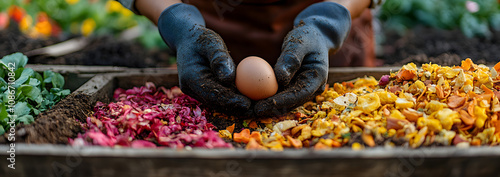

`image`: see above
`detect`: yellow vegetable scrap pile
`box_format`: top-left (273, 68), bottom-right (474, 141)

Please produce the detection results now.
top-left (220, 59), bottom-right (500, 150)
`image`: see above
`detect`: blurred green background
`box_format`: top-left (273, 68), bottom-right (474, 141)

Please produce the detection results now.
top-left (0, 0), bottom-right (167, 50)
top-left (379, 0), bottom-right (500, 38)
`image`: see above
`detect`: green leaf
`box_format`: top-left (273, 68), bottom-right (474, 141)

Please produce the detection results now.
top-left (460, 13), bottom-right (492, 38)
top-left (43, 70), bottom-right (55, 83)
top-left (0, 126), bottom-right (4, 136)
top-left (439, 9), bottom-right (456, 29)
top-left (33, 94), bottom-right (43, 104)
top-left (51, 73), bottom-right (65, 88)
top-left (54, 89), bottom-right (70, 97)
top-left (383, 0), bottom-right (412, 15)
top-left (28, 78), bottom-right (41, 87)
top-left (0, 104), bottom-right (8, 125)
top-left (242, 120), bottom-right (249, 128)
top-left (0, 52), bottom-right (28, 71)
top-left (0, 93), bottom-right (6, 104)
top-left (0, 77), bottom-right (6, 88)
top-left (40, 89), bottom-right (49, 96)
top-left (342, 133), bottom-right (351, 139)
top-left (32, 106), bottom-right (41, 116)
top-left (0, 66), bottom-right (5, 78)
top-left (414, 10), bottom-right (440, 28)
top-left (14, 68), bottom-right (34, 88)
top-left (16, 115), bottom-right (34, 125)
top-left (489, 13), bottom-right (500, 31)
top-left (43, 70), bottom-right (65, 88)
top-left (14, 102), bottom-right (30, 117)
top-left (460, 13), bottom-right (478, 38)
top-left (412, 0), bottom-right (435, 13)
top-left (19, 85), bottom-right (41, 100)
top-left (33, 72), bottom-right (44, 87)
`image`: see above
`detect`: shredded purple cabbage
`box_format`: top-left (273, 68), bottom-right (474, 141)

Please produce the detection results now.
top-left (69, 83), bottom-right (232, 149)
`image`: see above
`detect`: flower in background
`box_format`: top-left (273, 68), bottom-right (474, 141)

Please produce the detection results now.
top-left (8, 5), bottom-right (25, 23)
top-left (65, 0), bottom-right (80, 5)
top-left (120, 8), bottom-right (133, 17)
top-left (6, 6), bottom-right (61, 38)
top-left (34, 12), bottom-right (52, 37)
top-left (106, 0), bottom-right (123, 13)
top-left (51, 23), bottom-right (62, 37)
top-left (106, 0), bottom-right (133, 17)
top-left (33, 21), bottom-right (52, 37)
top-left (466, 1), bottom-right (479, 13)
top-left (19, 14), bottom-right (32, 33)
top-left (81, 18), bottom-right (96, 36)
top-left (0, 12), bottom-right (9, 30)
top-left (4, 0), bottom-right (142, 38)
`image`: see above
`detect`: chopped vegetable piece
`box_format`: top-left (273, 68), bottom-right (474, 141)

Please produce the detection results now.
top-left (71, 83), bottom-right (232, 149)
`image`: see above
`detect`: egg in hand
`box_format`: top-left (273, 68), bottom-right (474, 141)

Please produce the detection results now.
top-left (235, 56), bottom-right (278, 100)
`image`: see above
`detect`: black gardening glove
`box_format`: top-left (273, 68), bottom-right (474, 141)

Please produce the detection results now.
top-left (255, 2), bottom-right (351, 116)
top-left (158, 3), bottom-right (251, 115)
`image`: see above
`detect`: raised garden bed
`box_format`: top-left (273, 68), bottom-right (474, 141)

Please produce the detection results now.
top-left (3, 144), bottom-right (500, 177)
top-left (2, 67), bottom-right (500, 177)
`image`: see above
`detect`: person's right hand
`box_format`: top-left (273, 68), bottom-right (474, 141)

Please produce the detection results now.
top-left (157, 3), bottom-right (251, 115)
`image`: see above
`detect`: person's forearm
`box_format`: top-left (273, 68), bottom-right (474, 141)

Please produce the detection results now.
top-left (135, 0), bottom-right (182, 25)
top-left (327, 0), bottom-right (371, 19)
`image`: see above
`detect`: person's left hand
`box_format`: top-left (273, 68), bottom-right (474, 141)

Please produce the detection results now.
top-left (254, 2), bottom-right (352, 116)
top-left (157, 4), bottom-right (252, 116)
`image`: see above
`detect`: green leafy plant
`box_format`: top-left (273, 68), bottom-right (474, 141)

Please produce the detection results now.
top-left (379, 0), bottom-right (500, 38)
top-left (0, 53), bottom-right (70, 135)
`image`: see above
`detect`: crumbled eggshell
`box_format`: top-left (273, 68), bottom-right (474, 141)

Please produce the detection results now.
top-left (236, 56), bottom-right (278, 100)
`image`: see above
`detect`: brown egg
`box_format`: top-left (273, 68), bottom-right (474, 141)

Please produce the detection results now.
top-left (236, 56), bottom-right (278, 100)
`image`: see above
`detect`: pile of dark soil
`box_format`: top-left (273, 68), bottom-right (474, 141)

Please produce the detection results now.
top-left (0, 94), bottom-right (92, 144)
top-left (0, 25), bottom-right (59, 56)
top-left (0, 26), bottom-right (172, 68)
top-left (380, 26), bottom-right (500, 66)
top-left (29, 36), bottom-right (173, 68)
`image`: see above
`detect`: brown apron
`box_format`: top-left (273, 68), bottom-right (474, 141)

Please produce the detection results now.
top-left (184, 0), bottom-right (376, 67)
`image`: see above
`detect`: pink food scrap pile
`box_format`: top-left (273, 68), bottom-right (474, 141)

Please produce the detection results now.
top-left (70, 82), bottom-right (232, 149)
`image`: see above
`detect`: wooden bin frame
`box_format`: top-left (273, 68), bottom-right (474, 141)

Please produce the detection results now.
top-left (2, 67), bottom-right (499, 177)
